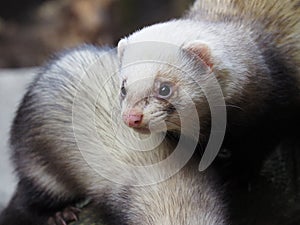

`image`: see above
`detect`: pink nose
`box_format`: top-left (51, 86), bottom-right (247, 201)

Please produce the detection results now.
top-left (123, 112), bottom-right (143, 127)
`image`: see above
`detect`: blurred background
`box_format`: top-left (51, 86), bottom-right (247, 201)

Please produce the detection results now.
top-left (0, 0), bottom-right (193, 68)
top-left (0, 0), bottom-right (193, 209)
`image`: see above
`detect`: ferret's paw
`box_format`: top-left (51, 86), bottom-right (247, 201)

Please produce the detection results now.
top-left (47, 206), bottom-right (81, 225)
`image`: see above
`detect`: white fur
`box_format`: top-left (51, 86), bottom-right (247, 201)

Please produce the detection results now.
top-left (12, 46), bottom-right (227, 224)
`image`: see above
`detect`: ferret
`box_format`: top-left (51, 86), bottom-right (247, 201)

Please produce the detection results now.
top-left (118, 0), bottom-right (300, 180)
top-left (118, 0), bottom-right (300, 223)
top-left (0, 45), bottom-right (227, 225)
top-left (1, 0), bottom-right (299, 224)
top-left (119, 0), bottom-right (300, 133)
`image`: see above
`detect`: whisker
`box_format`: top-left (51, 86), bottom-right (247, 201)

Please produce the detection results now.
top-left (214, 104), bottom-right (245, 112)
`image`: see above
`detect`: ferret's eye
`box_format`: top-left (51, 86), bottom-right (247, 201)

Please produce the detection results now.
top-left (158, 84), bottom-right (172, 98)
top-left (121, 86), bottom-right (127, 97)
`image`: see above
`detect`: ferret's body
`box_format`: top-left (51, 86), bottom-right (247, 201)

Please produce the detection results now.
top-left (0, 46), bottom-right (227, 225)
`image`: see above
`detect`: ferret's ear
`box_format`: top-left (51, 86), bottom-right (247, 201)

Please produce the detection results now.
top-left (117, 38), bottom-right (128, 59)
top-left (183, 41), bottom-right (213, 68)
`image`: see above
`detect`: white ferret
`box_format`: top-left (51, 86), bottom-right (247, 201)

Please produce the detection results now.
top-left (119, 0), bottom-right (300, 137)
top-left (117, 0), bottom-right (300, 224)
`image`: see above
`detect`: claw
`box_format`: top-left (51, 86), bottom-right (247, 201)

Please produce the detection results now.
top-left (62, 207), bottom-right (80, 221)
top-left (55, 212), bottom-right (67, 225)
top-left (47, 206), bottom-right (81, 225)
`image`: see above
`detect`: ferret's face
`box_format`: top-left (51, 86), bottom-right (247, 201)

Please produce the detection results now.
top-left (117, 23), bottom-right (215, 134)
top-left (118, 43), bottom-right (210, 135)
top-left (119, 63), bottom-right (184, 134)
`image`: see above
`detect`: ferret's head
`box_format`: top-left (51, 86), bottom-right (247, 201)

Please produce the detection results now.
top-left (117, 21), bottom-right (216, 134)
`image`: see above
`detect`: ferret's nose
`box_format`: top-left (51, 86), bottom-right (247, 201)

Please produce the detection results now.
top-left (123, 112), bottom-right (143, 128)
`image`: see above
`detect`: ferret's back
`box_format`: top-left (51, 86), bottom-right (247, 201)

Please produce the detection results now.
top-left (188, 0), bottom-right (300, 77)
